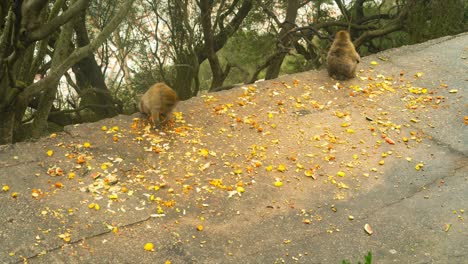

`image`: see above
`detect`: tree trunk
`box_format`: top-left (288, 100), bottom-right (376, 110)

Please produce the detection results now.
top-left (72, 11), bottom-right (120, 120)
top-left (265, 0), bottom-right (300, 80)
top-left (199, 0), bottom-right (229, 90)
top-left (0, 110), bottom-right (15, 145)
top-left (173, 51), bottom-right (199, 100)
top-left (31, 16), bottom-right (74, 139)
top-left (265, 53), bottom-right (287, 80)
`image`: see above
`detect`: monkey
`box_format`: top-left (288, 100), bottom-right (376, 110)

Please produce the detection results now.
top-left (326, 30), bottom-right (360, 80)
top-left (138, 83), bottom-right (179, 127)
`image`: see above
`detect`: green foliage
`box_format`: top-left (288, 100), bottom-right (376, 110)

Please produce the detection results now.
top-left (199, 30), bottom-right (321, 90)
top-left (222, 30), bottom-right (276, 76)
top-left (406, 0), bottom-right (465, 44)
top-left (342, 252), bottom-right (372, 264)
top-left (198, 30), bottom-right (277, 91)
top-left (465, 1), bottom-right (468, 23)
top-left (282, 54), bottom-right (308, 74)
top-left (430, 0), bottom-right (465, 38)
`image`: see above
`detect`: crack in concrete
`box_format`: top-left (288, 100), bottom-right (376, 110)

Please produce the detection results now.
top-left (0, 159), bottom-right (41, 169)
top-left (19, 215), bottom-right (154, 263)
top-left (371, 163), bottom-right (466, 213)
top-left (427, 132), bottom-right (468, 158)
top-left (347, 162), bottom-right (466, 223)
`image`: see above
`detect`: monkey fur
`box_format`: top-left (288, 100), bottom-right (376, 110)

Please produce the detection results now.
top-left (139, 83), bottom-right (179, 127)
top-left (326, 30), bottom-right (360, 80)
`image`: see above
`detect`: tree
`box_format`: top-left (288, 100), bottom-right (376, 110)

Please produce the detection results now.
top-left (264, 0), bottom-right (301, 80)
top-left (197, 0), bottom-right (254, 91)
top-left (130, 0), bottom-right (253, 97)
top-left (0, 0), bottom-right (135, 144)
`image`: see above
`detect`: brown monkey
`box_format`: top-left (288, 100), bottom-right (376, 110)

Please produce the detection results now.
top-left (326, 30), bottom-right (360, 80)
top-left (139, 83), bottom-right (179, 127)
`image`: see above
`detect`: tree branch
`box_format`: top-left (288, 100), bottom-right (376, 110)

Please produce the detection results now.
top-left (18, 0), bottom-right (135, 101)
top-left (261, 4), bottom-right (281, 27)
top-left (26, 0), bottom-right (90, 43)
top-left (49, 103), bottom-right (115, 116)
top-left (353, 9), bottom-right (408, 47)
top-left (355, 0), bottom-right (367, 21)
top-left (313, 21), bottom-right (378, 31)
top-left (334, 0), bottom-right (350, 21)
top-left (208, 0), bottom-right (253, 57)
top-left (282, 26), bottom-right (333, 41)
top-left (353, 23), bottom-right (403, 47)
top-left (357, 14), bottom-right (393, 24)
top-left (248, 52), bottom-right (284, 84)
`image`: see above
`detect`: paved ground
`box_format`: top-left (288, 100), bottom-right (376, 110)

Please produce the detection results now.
top-left (1, 33), bottom-right (467, 264)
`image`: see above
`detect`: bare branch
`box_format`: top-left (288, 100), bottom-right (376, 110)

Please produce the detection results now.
top-left (261, 4), bottom-right (281, 27)
top-left (353, 23), bottom-right (403, 47)
top-left (19, 0), bottom-right (135, 101)
top-left (26, 0), bottom-right (90, 43)
top-left (353, 9), bottom-right (408, 47)
top-left (334, 0), bottom-right (350, 22)
top-left (282, 26), bottom-right (333, 41)
top-left (313, 21), bottom-right (378, 31)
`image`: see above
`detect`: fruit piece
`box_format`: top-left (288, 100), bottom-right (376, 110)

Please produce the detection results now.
top-left (274, 181), bottom-right (283, 187)
top-left (364, 224), bottom-right (373, 235)
top-left (144, 243), bottom-right (155, 251)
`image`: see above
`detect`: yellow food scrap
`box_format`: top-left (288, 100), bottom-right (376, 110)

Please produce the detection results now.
top-left (144, 243), bottom-right (155, 251)
top-left (274, 181), bottom-right (283, 187)
top-left (277, 164), bottom-right (287, 172)
top-left (415, 163), bottom-right (424, 171)
top-left (157, 206), bottom-right (164, 214)
top-left (444, 224), bottom-right (451, 232)
top-left (198, 148), bottom-right (209, 158)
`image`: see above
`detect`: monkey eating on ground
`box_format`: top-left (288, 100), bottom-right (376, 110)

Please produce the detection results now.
top-left (139, 82), bottom-right (179, 128)
top-left (326, 30), bottom-right (360, 80)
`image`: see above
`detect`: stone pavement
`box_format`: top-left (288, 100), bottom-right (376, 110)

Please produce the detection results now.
top-left (0, 33), bottom-right (467, 264)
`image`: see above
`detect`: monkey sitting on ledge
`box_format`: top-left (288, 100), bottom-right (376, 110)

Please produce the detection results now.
top-left (139, 83), bottom-right (179, 127)
top-left (326, 30), bottom-right (360, 80)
